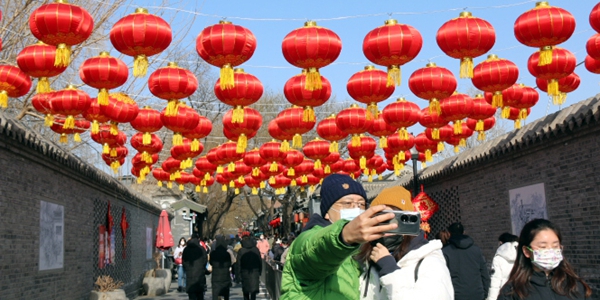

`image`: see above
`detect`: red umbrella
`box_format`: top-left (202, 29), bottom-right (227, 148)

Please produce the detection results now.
top-left (156, 210), bottom-right (174, 250)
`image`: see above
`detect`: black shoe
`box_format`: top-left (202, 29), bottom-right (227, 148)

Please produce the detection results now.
top-left (177, 286), bottom-right (182, 292)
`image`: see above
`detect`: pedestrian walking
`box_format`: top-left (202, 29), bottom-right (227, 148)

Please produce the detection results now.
top-left (256, 234), bottom-right (269, 259)
top-left (174, 237), bottom-right (187, 293)
top-left (498, 219), bottom-right (592, 300)
top-left (279, 236), bottom-right (295, 265)
top-left (487, 233), bottom-right (519, 300)
top-left (209, 235), bottom-right (233, 300)
top-left (443, 222), bottom-right (491, 300)
top-left (356, 186), bottom-right (453, 299)
top-left (238, 235), bottom-right (262, 300)
top-left (436, 229), bottom-right (451, 246)
top-left (182, 234), bottom-right (208, 300)
top-left (280, 174), bottom-right (397, 299)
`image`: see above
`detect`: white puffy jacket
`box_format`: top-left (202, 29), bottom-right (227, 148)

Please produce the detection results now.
top-left (359, 239), bottom-right (454, 300)
top-left (486, 241), bottom-right (518, 300)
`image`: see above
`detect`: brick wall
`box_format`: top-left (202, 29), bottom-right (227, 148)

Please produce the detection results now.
top-left (0, 116), bottom-right (164, 299)
top-left (408, 110), bottom-right (600, 297)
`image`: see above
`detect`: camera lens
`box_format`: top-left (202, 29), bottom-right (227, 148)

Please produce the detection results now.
top-left (400, 215), bottom-right (409, 222)
top-left (409, 215), bottom-right (418, 223)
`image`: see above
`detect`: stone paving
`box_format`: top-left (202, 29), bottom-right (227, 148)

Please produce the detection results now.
top-left (134, 275), bottom-right (270, 300)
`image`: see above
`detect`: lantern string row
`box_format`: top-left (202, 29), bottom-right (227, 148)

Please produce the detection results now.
top-left (81, 0), bottom-right (538, 22)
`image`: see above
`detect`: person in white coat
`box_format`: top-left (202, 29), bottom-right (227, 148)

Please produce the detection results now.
top-left (356, 186), bottom-right (454, 300)
top-left (486, 233), bottom-right (518, 300)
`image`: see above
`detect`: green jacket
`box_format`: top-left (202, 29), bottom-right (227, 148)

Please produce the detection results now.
top-left (280, 215), bottom-right (361, 300)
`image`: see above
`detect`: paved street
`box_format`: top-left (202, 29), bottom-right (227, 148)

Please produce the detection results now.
top-left (135, 275), bottom-right (270, 300)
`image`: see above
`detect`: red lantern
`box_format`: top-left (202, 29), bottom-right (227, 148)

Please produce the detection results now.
top-left (183, 115), bottom-right (212, 152)
top-left (454, 124), bottom-right (474, 148)
top-left (469, 94), bottom-right (496, 134)
top-left (32, 92), bottom-right (56, 127)
top-left (79, 51), bottom-right (128, 105)
top-left (199, 175), bottom-right (216, 194)
top-left (284, 70), bottom-right (331, 122)
top-left (591, 3), bottom-right (600, 33)
top-left (510, 85), bottom-right (539, 126)
top-left (100, 92), bottom-right (139, 135)
top-left (162, 157), bottom-right (183, 180)
top-left (303, 138), bottom-right (331, 170)
top-left (436, 12), bottom-right (495, 78)
top-left (50, 85), bottom-right (92, 130)
top-left (316, 114), bottom-right (348, 153)
top-left (244, 148), bottom-right (267, 177)
top-left (347, 65), bottom-right (395, 117)
top-left (472, 54), bottom-right (519, 109)
top-left (207, 147), bottom-right (228, 174)
top-left (82, 99), bottom-right (111, 134)
top-left (260, 163), bottom-right (284, 185)
top-left (466, 116), bottom-right (496, 141)
top-left (381, 97), bottom-right (421, 140)
top-left (342, 158), bottom-right (361, 179)
top-left (586, 34), bottom-right (600, 61)
top-left (50, 115), bottom-right (89, 143)
top-left (369, 113), bottom-right (396, 149)
top-left (408, 63), bottom-right (457, 115)
top-left (485, 84), bottom-right (523, 119)
top-left (91, 125), bottom-right (126, 154)
top-left (0, 65), bottom-right (33, 108)
top-left (110, 8), bottom-right (172, 77)
top-left (148, 62), bottom-right (198, 116)
top-left (131, 132), bottom-right (163, 164)
top-left (425, 125), bottom-right (453, 152)
top-left (348, 136), bottom-right (377, 170)
top-left (281, 149), bottom-right (305, 178)
top-left (16, 41), bottom-right (67, 93)
top-left (514, 2), bottom-right (575, 66)
top-left (528, 48), bottom-right (576, 102)
top-left (29, 1), bottom-right (93, 67)
top-left (321, 152), bottom-right (340, 175)
top-left (171, 139), bottom-right (204, 170)
top-left (363, 19), bottom-right (422, 86)
top-left (223, 107), bottom-right (262, 153)
top-left (217, 141), bottom-right (246, 172)
top-left (282, 21), bottom-right (341, 91)
top-left (294, 159), bottom-right (315, 184)
top-left (152, 168), bottom-right (172, 187)
top-left (329, 158), bottom-right (345, 174)
top-left (387, 133), bottom-right (414, 162)
top-left (102, 146), bottom-right (128, 173)
top-left (215, 68), bottom-right (263, 122)
top-left (419, 107), bottom-right (449, 141)
top-left (536, 72), bottom-right (580, 106)
top-left (585, 55), bottom-right (600, 74)
top-left (414, 133), bottom-right (438, 162)
top-left (268, 119), bottom-right (294, 152)
top-left (276, 106), bottom-right (316, 148)
top-left (230, 160), bottom-right (252, 183)
top-left (336, 104), bottom-right (374, 147)
top-left (244, 175), bottom-right (262, 195)
top-left (507, 107), bottom-right (531, 129)
top-left (130, 107), bottom-right (163, 145)
top-left (440, 93), bottom-right (473, 135)
top-left (132, 152), bottom-right (158, 181)
top-left (196, 21), bottom-right (256, 90)
top-left (260, 141), bottom-right (288, 174)
top-left (160, 104), bottom-right (200, 146)
top-left (195, 156), bottom-right (218, 181)
top-left (366, 155), bottom-right (384, 181)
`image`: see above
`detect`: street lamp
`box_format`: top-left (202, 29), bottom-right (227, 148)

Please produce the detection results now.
top-left (410, 146), bottom-right (420, 198)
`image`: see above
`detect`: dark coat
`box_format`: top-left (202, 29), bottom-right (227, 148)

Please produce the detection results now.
top-left (238, 238), bottom-right (263, 293)
top-left (442, 234), bottom-right (491, 300)
top-left (210, 235), bottom-right (232, 295)
top-left (498, 271), bottom-right (590, 300)
top-left (182, 238), bottom-right (208, 294)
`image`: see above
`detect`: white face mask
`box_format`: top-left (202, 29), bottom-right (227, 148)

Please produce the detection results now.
top-left (331, 207), bottom-right (364, 221)
top-left (528, 247), bottom-right (563, 271)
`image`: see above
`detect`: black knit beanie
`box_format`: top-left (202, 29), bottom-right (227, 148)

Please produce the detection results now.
top-left (320, 174), bottom-right (367, 216)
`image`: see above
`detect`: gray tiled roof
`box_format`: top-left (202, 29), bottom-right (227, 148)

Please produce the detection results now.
top-left (0, 111), bottom-right (164, 214)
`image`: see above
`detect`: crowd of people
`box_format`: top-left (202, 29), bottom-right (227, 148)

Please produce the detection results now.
top-left (172, 173), bottom-right (594, 300)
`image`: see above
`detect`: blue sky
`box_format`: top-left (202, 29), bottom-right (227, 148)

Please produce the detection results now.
top-left (118, 0), bottom-right (600, 126)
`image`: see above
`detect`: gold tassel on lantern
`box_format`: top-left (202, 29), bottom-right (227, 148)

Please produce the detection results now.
top-left (398, 128), bottom-right (409, 141)
top-left (44, 114), bottom-right (54, 127)
top-left (429, 99), bottom-right (441, 116)
top-left (360, 157), bottom-right (367, 170)
top-left (492, 91), bottom-right (503, 108)
top-left (329, 141), bottom-right (339, 153)
top-left (280, 140), bottom-right (290, 152)
top-left (195, 185), bottom-right (201, 193)
top-left (314, 160), bottom-right (322, 170)
top-left (269, 161), bottom-right (278, 172)
top-left (179, 184), bottom-right (185, 191)
top-left (519, 108), bottom-right (529, 122)
top-left (379, 136), bottom-right (388, 149)
top-left (167, 181), bottom-right (173, 189)
top-left (302, 175), bottom-right (308, 184)
top-left (172, 133), bottom-right (183, 146)
top-left (110, 161), bottom-right (121, 173)
top-left (109, 122), bottom-right (119, 135)
top-left (204, 173), bottom-right (211, 181)
top-left (235, 188), bottom-right (240, 195)
top-left (252, 187), bottom-right (258, 195)
top-left (252, 168), bottom-right (259, 177)
top-left (325, 165), bottom-right (331, 174)
top-left (217, 166), bottom-right (224, 174)
top-left (110, 147), bottom-right (117, 157)
top-left (538, 46), bottom-right (553, 66)
top-left (191, 139), bottom-right (200, 152)
top-left (459, 57), bottom-right (474, 79)
top-left (287, 168), bottom-right (295, 177)
top-left (554, 93), bottom-right (567, 106)
top-left (143, 132), bottom-right (152, 145)
top-left (547, 79), bottom-right (559, 97)
top-left (432, 128), bottom-right (440, 140)
top-left (238, 176), bottom-right (245, 184)
top-left (476, 120), bottom-right (484, 131)
top-left (62, 115), bottom-right (75, 129)
top-left (236, 134), bottom-right (247, 154)
top-left (142, 152), bottom-right (153, 164)
top-left (220, 64), bottom-right (235, 90)
top-left (221, 184), bottom-right (227, 192)
top-left (459, 138), bottom-right (467, 148)
top-left (514, 119), bottom-right (521, 129)
top-left (74, 133), bottom-right (81, 142)
top-left (367, 104), bottom-right (378, 120)
top-left (368, 175), bottom-right (373, 182)
top-left (91, 120), bottom-right (100, 134)
top-left (302, 107), bottom-right (315, 122)
top-left (54, 44), bottom-right (71, 67)
top-left (0, 91), bottom-right (7, 108)
top-left (232, 106), bottom-right (245, 123)
top-left (425, 149), bottom-right (432, 162)
top-left (59, 134), bottom-right (68, 143)
top-left (478, 131), bottom-right (486, 141)
top-left (36, 78), bottom-right (51, 94)
top-left (102, 143), bottom-right (110, 154)
top-left (453, 120), bottom-right (463, 135)
top-left (229, 181), bottom-right (235, 188)
top-left (203, 186), bottom-right (208, 193)
top-left (351, 135), bottom-right (361, 147)
top-left (228, 162), bottom-right (235, 172)
top-left (437, 142), bottom-right (444, 152)
top-left (260, 181), bottom-right (266, 189)
top-left (387, 65), bottom-right (401, 87)
top-left (292, 134), bottom-right (303, 148)
top-left (398, 151), bottom-right (405, 161)
top-left (269, 176), bottom-right (276, 185)
top-left (501, 106), bottom-right (510, 119)
top-left (305, 67), bottom-right (322, 91)
top-left (133, 54), bottom-right (149, 77)
top-left (98, 88), bottom-right (109, 106)
top-left (166, 99), bottom-right (179, 116)
top-left (291, 179), bottom-right (297, 187)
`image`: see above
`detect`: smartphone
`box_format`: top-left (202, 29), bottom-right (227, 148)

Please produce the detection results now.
top-left (375, 210), bottom-right (421, 236)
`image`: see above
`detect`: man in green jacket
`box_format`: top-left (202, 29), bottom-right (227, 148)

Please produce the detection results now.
top-left (280, 174), bottom-right (397, 300)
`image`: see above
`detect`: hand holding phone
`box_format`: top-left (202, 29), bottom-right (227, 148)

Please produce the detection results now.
top-left (374, 210), bottom-right (421, 236)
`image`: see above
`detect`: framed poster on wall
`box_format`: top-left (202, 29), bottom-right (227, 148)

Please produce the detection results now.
top-left (39, 201), bottom-right (64, 271)
top-left (509, 183), bottom-right (548, 236)
top-left (146, 227), bottom-right (153, 259)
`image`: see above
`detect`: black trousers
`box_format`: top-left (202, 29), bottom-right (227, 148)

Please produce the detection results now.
top-left (212, 287), bottom-right (229, 300)
top-left (188, 291), bottom-right (204, 300)
top-left (243, 291), bottom-right (257, 300)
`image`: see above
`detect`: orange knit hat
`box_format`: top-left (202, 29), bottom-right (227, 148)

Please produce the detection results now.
top-left (371, 186), bottom-right (414, 211)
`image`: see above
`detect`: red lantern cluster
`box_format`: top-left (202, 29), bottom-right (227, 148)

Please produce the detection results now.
top-left (80, 51), bottom-right (128, 105)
